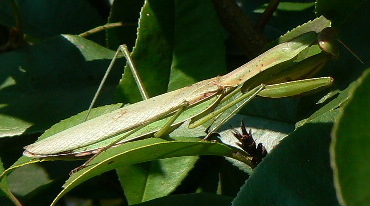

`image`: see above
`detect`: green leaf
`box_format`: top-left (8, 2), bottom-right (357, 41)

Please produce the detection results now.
top-left (7, 164), bottom-right (53, 197)
top-left (51, 137), bottom-right (241, 205)
top-left (117, 157), bottom-right (198, 204)
top-left (4, 160), bottom-right (83, 205)
top-left (167, 0), bottom-right (226, 90)
top-left (331, 68), bottom-right (370, 206)
top-left (278, 16), bottom-right (331, 43)
top-left (0, 158), bottom-right (22, 206)
top-left (116, 0), bottom-right (174, 102)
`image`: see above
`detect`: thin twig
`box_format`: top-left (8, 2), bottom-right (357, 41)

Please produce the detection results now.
top-left (79, 22), bottom-right (137, 37)
top-left (212, 0), bottom-right (267, 58)
top-left (255, 0), bottom-right (281, 32)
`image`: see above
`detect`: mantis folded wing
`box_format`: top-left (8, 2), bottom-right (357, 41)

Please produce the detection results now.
top-left (23, 30), bottom-right (335, 158)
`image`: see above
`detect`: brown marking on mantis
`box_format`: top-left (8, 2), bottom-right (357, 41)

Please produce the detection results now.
top-left (113, 110), bottom-right (127, 121)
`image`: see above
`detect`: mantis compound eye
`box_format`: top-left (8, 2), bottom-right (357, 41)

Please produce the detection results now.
top-left (319, 27), bottom-right (364, 63)
top-left (318, 27), bottom-right (339, 58)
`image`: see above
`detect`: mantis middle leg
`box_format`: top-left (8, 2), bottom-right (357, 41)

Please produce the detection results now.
top-left (84, 45), bottom-right (149, 121)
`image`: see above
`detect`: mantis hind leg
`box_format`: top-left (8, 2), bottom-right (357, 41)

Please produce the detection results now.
top-left (84, 45), bottom-right (149, 121)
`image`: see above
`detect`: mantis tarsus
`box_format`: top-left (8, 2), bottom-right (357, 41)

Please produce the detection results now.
top-left (23, 29), bottom-right (336, 163)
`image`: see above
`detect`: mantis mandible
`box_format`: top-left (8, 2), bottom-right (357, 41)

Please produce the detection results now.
top-left (23, 29), bottom-right (336, 160)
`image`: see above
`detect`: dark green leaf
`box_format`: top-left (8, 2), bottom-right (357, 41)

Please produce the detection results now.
top-left (106, 0), bottom-right (143, 49)
top-left (0, 0), bottom-right (105, 38)
top-left (316, 0), bottom-right (368, 24)
top-left (118, 157), bottom-right (198, 204)
top-left (133, 193), bottom-right (233, 206)
top-left (331, 68), bottom-right (370, 206)
top-left (232, 110), bottom-right (340, 206)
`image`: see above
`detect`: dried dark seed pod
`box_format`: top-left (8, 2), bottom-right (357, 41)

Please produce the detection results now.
top-left (232, 120), bottom-right (268, 166)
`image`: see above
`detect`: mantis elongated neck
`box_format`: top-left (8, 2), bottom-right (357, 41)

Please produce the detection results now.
top-left (219, 31), bottom-right (317, 87)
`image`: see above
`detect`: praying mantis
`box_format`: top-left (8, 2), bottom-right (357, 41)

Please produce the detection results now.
top-left (22, 28), bottom-right (336, 163)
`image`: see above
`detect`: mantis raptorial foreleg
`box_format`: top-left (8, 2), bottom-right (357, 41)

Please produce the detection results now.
top-left (205, 85), bottom-right (266, 137)
top-left (154, 101), bottom-right (189, 138)
top-left (189, 85), bottom-right (265, 134)
top-left (84, 44), bottom-right (149, 121)
top-left (191, 76), bottom-right (332, 138)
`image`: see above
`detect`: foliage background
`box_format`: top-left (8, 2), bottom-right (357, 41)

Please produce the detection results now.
top-left (0, 0), bottom-right (369, 205)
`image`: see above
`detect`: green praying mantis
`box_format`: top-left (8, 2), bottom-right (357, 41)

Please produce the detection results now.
top-left (22, 28), bottom-right (337, 165)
